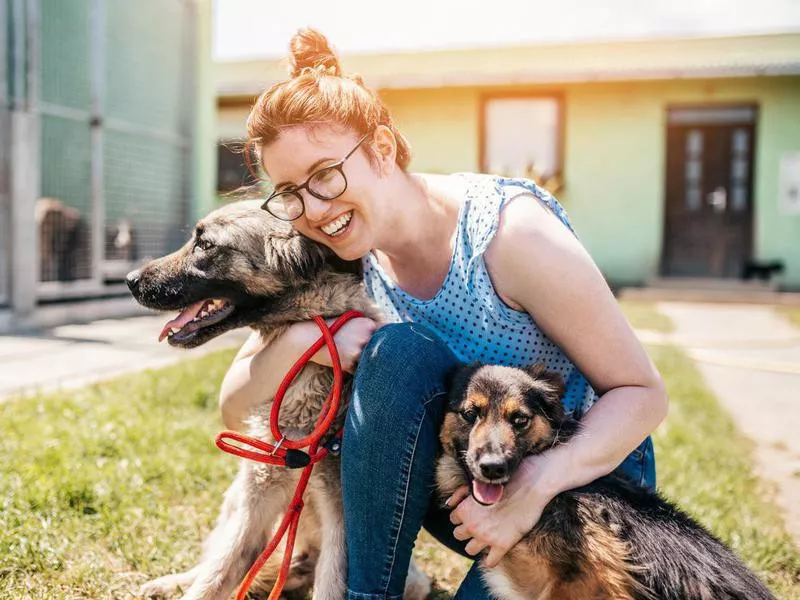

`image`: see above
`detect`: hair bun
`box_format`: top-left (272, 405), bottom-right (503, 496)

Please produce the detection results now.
top-left (288, 28), bottom-right (342, 78)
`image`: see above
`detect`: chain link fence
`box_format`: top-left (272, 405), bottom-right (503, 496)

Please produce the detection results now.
top-left (5, 0), bottom-right (197, 303)
top-left (0, 0), bottom-right (12, 306)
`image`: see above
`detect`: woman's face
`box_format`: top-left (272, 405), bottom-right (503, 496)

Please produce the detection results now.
top-left (260, 125), bottom-right (387, 261)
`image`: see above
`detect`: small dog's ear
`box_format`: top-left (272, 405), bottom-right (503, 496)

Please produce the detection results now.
top-left (525, 364), bottom-right (567, 425)
top-left (526, 364), bottom-right (565, 399)
top-left (446, 362), bottom-right (482, 410)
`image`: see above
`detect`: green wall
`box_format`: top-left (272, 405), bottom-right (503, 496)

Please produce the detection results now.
top-left (193, 0), bottom-right (217, 222)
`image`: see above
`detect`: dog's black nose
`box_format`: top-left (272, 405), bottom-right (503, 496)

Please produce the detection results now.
top-left (479, 460), bottom-right (508, 480)
top-left (125, 269), bottom-right (141, 293)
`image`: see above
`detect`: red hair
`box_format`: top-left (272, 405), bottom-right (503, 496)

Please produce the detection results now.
top-left (245, 28), bottom-right (411, 175)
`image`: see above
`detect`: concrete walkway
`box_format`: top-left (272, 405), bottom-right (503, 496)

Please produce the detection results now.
top-left (639, 302), bottom-right (800, 545)
top-left (0, 313), bottom-right (249, 400)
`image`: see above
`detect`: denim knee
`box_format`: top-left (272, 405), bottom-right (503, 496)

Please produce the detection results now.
top-left (347, 323), bottom-right (459, 435)
top-left (341, 323), bottom-right (460, 597)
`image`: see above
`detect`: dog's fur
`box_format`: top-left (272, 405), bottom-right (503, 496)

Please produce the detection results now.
top-left (36, 197), bottom-right (91, 282)
top-left (437, 363), bottom-right (776, 600)
top-left (128, 200), bottom-right (430, 600)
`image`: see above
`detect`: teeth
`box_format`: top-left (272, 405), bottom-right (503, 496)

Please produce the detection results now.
top-left (321, 212), bottom-right (352, 236)
top-left (193, 299), bottom-right (229, 323)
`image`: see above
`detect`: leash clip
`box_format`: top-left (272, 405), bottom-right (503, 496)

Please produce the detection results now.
top-left (322, 437), bottom-right (342, 457)
top-left (270, 437), bottom-right (310, 468)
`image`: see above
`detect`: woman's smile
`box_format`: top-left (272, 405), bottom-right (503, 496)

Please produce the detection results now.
top-left (320, 210), bottom-right (353, 238)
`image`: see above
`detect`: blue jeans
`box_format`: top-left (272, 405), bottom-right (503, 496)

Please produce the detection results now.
top-left (341, 323), bottom-right (656, 599)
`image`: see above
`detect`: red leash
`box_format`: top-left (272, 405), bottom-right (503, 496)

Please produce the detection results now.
top-left (215, 310), bottom-right (363, 600)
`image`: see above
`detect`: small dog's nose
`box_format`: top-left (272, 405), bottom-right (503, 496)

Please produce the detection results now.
top-left (125, 269), bottom-right (141, 293)
top-left (479, 459), bottom-right (508, 480)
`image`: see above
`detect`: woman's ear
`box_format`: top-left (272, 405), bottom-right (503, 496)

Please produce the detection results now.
top-left (372, 125), bottom-right (397, 176)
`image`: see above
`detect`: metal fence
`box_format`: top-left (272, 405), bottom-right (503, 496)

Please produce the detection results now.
top-left (4, 0), bottom-right (196, 305)
top-left (0, 0), bottom-right (11, 306)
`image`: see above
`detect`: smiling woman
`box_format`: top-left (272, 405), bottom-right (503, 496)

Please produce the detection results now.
top-left (219, 27), bottom-right (669, 600)
top-left (261, 132), bottom-right (370, 223)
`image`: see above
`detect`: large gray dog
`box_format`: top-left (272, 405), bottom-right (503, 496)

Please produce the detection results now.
top-left (128, 200), bottom-right (430, 600)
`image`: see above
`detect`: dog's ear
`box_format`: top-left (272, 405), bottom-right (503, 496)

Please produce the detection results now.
top-left (524, 364), bottom-right (568, 425)
top-left (272, 231), bottom-right (328, 280)
top-left (526, 364), bottom-right (565, 398)
top-left (446, 362), bottom-right (482, 410)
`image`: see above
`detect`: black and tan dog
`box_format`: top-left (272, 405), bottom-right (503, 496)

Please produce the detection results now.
top-left (127, 200), bottom-right (430, 600)
top-left (437, 363), bottom-right (776, 600)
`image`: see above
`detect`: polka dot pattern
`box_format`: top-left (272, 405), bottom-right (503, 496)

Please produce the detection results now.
top-left (362, 173), bottom-right (597, 417)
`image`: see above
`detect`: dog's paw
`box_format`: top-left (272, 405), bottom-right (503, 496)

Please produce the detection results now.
top-left (138, 573), bottom-right (192, 598)
top-left (404, 561), bottom-right (432, 600)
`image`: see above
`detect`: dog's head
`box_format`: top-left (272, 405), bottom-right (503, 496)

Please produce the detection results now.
top-left (441, 363), bottom-right (569, 506)
top-left (126, 200), bottom-right (356, 348)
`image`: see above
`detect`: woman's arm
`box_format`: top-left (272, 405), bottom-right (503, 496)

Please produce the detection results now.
top-left (487, 194), bottom-right (668, 486)
top-left (219, 318), bottom-right (377, 430)
top-left (449, 192), bottom-right (668, 565)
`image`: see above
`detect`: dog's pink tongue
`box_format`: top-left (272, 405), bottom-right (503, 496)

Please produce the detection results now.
top-left (472, 481), bottom-right (504, 505)
top-left (158, 300), bottom-right (207, 342)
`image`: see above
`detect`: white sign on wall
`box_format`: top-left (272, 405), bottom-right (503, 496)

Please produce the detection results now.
top-left (779, 152), bottom-right (800, 215)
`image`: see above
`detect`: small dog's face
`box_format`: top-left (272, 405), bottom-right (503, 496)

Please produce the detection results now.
top-left (441, 364), bottom-right (566, 506)
top-left (127, 201), bottom-right (334, 348)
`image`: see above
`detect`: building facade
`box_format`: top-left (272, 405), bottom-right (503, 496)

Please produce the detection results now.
top-left (216, 33), bottom-right (800, 290)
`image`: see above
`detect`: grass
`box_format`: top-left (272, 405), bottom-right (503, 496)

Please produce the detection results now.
top-left (2, 345), bottom-right (799, 598)
top-left (0, 353), bottom-right (240, 599)
top-left (618, 299), bottom-right (675, 333)
top-left (776, 306), bottom-right (800, 328)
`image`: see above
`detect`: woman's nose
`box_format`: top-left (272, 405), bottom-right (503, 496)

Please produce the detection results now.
top-left (302, 191), bottom-right (332, 222)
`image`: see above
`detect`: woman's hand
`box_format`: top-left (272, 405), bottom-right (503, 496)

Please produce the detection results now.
top-left (295, 317), bottom-right (378, 373)
top-left (447, 453), bottom-right (557, 568)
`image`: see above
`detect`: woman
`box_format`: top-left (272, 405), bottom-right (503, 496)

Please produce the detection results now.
top-left (220, 28), bottom-right (667, 599)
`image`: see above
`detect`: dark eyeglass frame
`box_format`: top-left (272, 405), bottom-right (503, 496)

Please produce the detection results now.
top-left (261, 132), bottom-right (371, 221)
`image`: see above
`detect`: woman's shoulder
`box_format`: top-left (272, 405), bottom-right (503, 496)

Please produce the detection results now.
top-left (413, 172), bottom-right (575, 241)
top-left (427, 172), bottom-right (551, 209)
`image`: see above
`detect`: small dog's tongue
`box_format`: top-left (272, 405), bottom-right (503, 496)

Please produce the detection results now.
top-left (158, 299), bottom-right (207, 342)
top-left (472, 480), bottom-right (504, 505)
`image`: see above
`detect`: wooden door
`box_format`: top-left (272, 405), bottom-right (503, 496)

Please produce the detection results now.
top-left (661, 106), bottom-right (756, 278)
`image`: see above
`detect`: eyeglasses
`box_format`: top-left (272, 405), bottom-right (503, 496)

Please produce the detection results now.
top-left (261, 133), bottom-right (370, 222)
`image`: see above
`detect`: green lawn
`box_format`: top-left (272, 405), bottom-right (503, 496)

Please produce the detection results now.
top-left (618, 299), bottom-right (675, 333)
top-left (0, 354), bottom-right (239, 599)
top-left (1, 345), bottom-right (799, 599)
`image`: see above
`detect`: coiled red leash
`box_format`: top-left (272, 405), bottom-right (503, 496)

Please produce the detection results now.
top-left (215, 310), bottom-right (364, 600)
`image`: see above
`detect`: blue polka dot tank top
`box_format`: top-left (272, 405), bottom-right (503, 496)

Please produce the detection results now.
top-left (362, 173), bottom-right (598, 417)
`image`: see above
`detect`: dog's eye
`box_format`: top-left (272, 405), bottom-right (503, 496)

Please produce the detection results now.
top-left (511, 414), bottom-right (531, 429)
top-left (460, 409), bottom-right (478, 424)
top-left (195, 238), bottom-right (214, 252)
